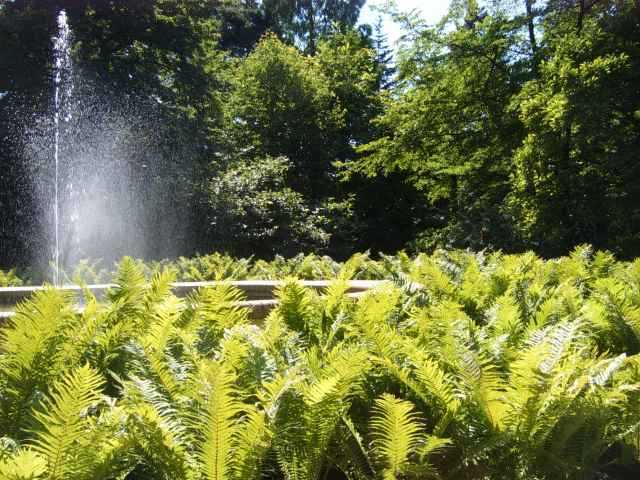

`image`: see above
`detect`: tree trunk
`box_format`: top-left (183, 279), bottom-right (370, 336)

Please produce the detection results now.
top-left (524, 0), bottom-right (538, 71)
top-left (577, 0), bottom-right (585, 33)
top-left (307, 0), bottom-right (316, 54)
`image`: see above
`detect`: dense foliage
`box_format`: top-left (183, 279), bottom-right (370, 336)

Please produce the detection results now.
top-left (0, 251), bottom-right (398, 285)
top-left (1, 248), bottom-right (640, 479)
top-left (353, 0), bottom-right (640, 255)
top-left (2, 1), bottom-right (638, 273)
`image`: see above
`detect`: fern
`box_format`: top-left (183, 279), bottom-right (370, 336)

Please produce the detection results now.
top-left (232, 406), bottom-right (272, 480)
top-left (0, 289), bottom-right (79, 436)
top-left (332, 415), bottom-right (375, 479)
top-left (108, 257), bottom-right (147, 310)
top-left (376, 341), bottom-right (459, 435)
top-left (189, 283), bottom-right (249, 354)
top-left (274, 347), bottom-right (368, 480)
top-left (370, 394), bottom-right (425, 480)
top-left (123, 377), bottom-right (192, 478)
top-left (274, 278), bottom-right (319, 337)
top-left (1, 249), bottom-right (640, 479)
top-left (30, 364), bottom-right (105, 479)
top-left (194, 361), bottom-right (242, 480)
top-left (138, 295), bottom-right (186, 401)
top-left (0, 449), bottom-right (47, 480)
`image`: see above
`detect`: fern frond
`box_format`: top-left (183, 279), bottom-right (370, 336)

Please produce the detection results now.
top-left (194, 361), bottom-right (242, 480)
top-left (418, 435), bottom-right (452, 460)
top-left (0, 448), bottom-right (47, 480)
top-left (108, 257), bottom-right (147, 309)
top-left (274, 347), bottom-right (368, 480)
top-left (233, 405), bottom-right (272, 480)
top-left (274, 278), bottom-right (318, 336)
top-left (411, 257), bottom-right (455, 301)
top-left (0, 288), bottom-right (78, 434)
top-left (144, 268), bottom-right (176, 308)
top-left (30, 364), bottom-right (104, 479)
top-left (139, 296), bottom-right (186, 400)
top-left (323, 278), bottom-right (351, 322)
top-left (539, 321), bottom-right (582, 374)
top-left (390, 271), bottom-right (428, 307)
top-left (351, 285), bottom-right (403, 358)
top-left (485, 294), bottom-right (522, 342)
top-left (588, 278), bottom-right (640, 353)
top-left (122, 371), bottom-right (194, 478)
top-left (336, 415), bottom-right (375, 479)
top-left (125, 401), bottom-right (191, 478)
top-left (64, 297), bottom-right (104, 364)
top-left (257, 372), bottom-right (299, 419)
top-left (190, 283), bottom-right (249, 354)
top-left (411, 301), bottom-right (474, 367)
top-left (379, 340), bottom-right (459, 434)
top-left (456, 349), bottom-right (507, 431)
top-left (589, 354), bottom-right (627, 387)
top-left (82, 404), bottom-right (136, 480)
top-left (0, 288), bottom-right (76, 372)
top-left (370, 394), bottom-right (424, 480)
top-left (413, 354), bottom-right (460, 415)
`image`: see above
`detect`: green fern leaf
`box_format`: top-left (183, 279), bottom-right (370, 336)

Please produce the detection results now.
top-left (0, 448), bottom-right (47, 480)
top-left (195, 361), bottom-right (242, 480)
top-left (233, 406), bottom-right (272, 480)
top-left (370, 394), bottom-right (424, 480)
top-left (30, 364), bottom-right (104, 479)
top-left (0, 288), bottom-right (78, 435)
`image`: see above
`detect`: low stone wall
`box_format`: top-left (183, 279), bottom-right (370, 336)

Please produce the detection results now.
top-left (0, 280), bottom-right (385, 323)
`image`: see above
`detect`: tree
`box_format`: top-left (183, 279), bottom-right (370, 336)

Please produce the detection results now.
top-left (263, 0), bottom-right (366, 53)
top-left (205, 156), bottom-right (330, 257)
top-left (372, 15), bottom-right (396, 90)
top-left (506, 0), bottom-right (640, 256)
top-left (353, 6), bottom-right (526, 251)
top-left (316, 28), bottom-right (427, 255)
top-left (222, 33), bottom-right (344, 200)
top-left (214, 0), bottom-right (268, 56)
top-left (316, 28), bottom-right (381, 157)
top-left (68, 0), bottom-right (224, 131)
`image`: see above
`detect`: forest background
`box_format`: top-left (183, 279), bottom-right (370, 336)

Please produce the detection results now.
top-left (1, 0), bottom-right (639, 273)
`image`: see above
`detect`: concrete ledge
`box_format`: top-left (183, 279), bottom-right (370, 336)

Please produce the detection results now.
top-left (0, 280), bottom-right (386, 323)
top-left (171, 280), bottom-right (381, 300)
top-left (0, 280), bottom-right (382, 304)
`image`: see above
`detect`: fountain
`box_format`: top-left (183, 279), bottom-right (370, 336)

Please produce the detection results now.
top-left (52, 10), bottom-right (73, 285)
top-left (9, 8), bottom-right (217, 284)
top-left (44, 9), bottom-right (154, 283)
top-left (0, 9), bottom-right (386, 321)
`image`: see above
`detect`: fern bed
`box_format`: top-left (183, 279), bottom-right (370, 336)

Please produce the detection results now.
top-left (1, 247), bottom-right (640, 479)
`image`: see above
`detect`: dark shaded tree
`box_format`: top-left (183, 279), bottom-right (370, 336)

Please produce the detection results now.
top-left (372, 15), bottom-right (396, 89)
top-left (506, 0), bottom-right (640, 255)
top-left (263, 0), bottom-right (366, 53)
top-left (353, 4), bottom-right (526, 251)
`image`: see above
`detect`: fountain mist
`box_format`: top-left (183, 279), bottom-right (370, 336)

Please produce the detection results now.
top-left (22, 10), bottom-right (193, 283)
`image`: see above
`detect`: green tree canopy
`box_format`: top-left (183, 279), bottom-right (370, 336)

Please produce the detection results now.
top-left (264, 0), bottom-right (366, 52)
top-left (506, 0), bottom-right (640, 255)
top-left (353, 6), bottom-right (525, 249)
top-left (222, 33), bottom-right (344, 199)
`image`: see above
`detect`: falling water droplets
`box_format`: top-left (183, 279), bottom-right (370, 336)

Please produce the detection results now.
top-left (28, 9), bottom-right (187, 281)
